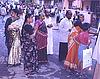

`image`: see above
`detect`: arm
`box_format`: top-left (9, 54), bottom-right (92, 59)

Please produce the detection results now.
top-left (4, 18), bottom-right (12, 37)
top-left (89, 31), bottom-right (98, 36)
top-left (34, 22), bottom-right (39, 36)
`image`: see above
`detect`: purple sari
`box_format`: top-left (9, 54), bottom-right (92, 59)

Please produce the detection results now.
top-left (35, 20), bottom-right (48, 63)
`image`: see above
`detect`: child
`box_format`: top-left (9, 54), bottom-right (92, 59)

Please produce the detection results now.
top-left (74, 23), bottom-right (91, 78)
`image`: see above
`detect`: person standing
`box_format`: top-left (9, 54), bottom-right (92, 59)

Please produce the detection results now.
top-left (34, 13), bottom-right (48, 64)
top-left (75, 23), bottom-right (91, 77)
top-left (78, 14), bottom-right (84, 23)
top-left (59, 10), bottom-right (73, 61)
top-left (5, 9), bottom-right (19, 56)
top-left (7, 9), bottom-right (22, 66)
top-left (44, 10), bottom-right (53, 55)
top-left (21, 14), bottom-right (38, 75)
top-left (64, 20), bottom-right (82, 70)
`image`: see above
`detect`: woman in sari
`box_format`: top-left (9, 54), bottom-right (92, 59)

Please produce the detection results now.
top-left (21, 14), bottom-right (38, 75)
top-left (5, 9), bottom-right (19, 56)
top-left (34, 13), bottom-right (48, 64)
top-left (8, 9), bottom-right (22, 66)
top-left (75, 23), bottom-right (91, 78)
top-left (64, 20), bottom-right (82, 70)
top-left (75, 23), bottom-right (91, 70)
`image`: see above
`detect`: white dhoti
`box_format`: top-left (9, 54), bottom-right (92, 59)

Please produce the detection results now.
top-left (47, 28), bottom-right (53, 54)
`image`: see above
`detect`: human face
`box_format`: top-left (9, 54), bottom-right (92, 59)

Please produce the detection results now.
top-left (40, 15), bottom-right (45, 20)
top-left (67, 11), bottom-right (72, 20)
top-left (11, 11), bottom-right (17, 17)
top-left (79, 16), bottom-right (84, 22)
top-left (28, 15), bottom-right (33, 23)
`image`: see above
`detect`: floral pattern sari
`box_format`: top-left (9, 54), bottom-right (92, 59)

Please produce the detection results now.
top-left (21, 24), bottom-right (38, 73)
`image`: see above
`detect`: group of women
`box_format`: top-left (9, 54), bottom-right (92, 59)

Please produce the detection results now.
top-left (64, 18), bottom-right (91, 77)
top-left (63, 11), bottom-right (100, 79)
top-left (4, 8), bottom-right (100, 78)
top-left (5, 9), bottom-right (50, 75)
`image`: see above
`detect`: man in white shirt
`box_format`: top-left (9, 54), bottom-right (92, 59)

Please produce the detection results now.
top-left (44, 11), bottom-right (53, 55)
top-left (59, 10), bottom-right (73, 61)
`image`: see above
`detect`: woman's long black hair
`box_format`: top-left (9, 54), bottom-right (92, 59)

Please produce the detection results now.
top-left (23, 13), bottom-right (32, 26)
top-left (21, 13), bottom-right (33, 38)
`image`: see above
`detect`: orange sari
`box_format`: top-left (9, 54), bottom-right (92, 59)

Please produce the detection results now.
top-left (64, 26), bottom-right (81, 69)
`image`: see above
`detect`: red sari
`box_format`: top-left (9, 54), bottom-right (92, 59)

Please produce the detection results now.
top-left (64, 26), bottom-right (81, 69)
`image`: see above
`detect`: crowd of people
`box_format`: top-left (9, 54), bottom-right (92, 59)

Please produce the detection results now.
top-left (59, 10), bottom-right (92, 78)
top-left (3, 2), bottom-right (54, 75)
top-left (0, 1), bottom-right (100, 79)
